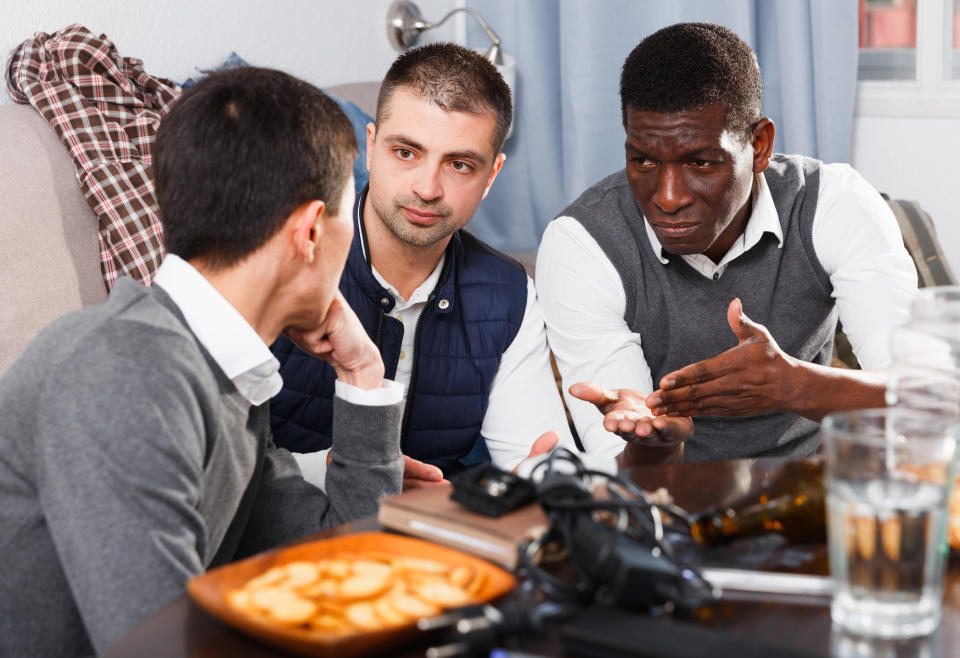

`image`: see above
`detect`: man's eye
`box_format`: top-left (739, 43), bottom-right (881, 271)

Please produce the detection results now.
top-left (692, 159), bottom-right (713, 168)
top-left (396, 148), bottom-right (414, 160)
top-left (450, 161), bottom-right (472, 172)
top-left (630, 157), bottom-right (654, 167)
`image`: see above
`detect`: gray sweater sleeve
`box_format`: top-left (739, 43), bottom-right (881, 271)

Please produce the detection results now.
top-left (235, 396), bottom-right (403, 554)
top-left (34, 326), bottom-right (211, 654)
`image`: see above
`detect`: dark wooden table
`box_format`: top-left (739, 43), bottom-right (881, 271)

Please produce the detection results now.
top-left (106, 459), bottom-right (960, 657)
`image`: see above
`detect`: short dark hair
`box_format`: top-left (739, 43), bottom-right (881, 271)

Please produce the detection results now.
top-left (376, 42), bottom-right (512, 154)
top-left (620, 23), bottom-right (763, 137)
top-left (154, 66), bottom-right (357, 269)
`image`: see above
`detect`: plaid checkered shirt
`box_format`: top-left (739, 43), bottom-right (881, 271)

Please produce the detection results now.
top-left (5, 24), bottom-right (181, 288)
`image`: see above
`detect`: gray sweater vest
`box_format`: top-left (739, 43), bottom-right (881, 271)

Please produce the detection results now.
top-left (562, 154), bottom-right (836, 460)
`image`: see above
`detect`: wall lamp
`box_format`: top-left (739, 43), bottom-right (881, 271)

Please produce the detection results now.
top-left (385, 0), bottom-right (516, 140)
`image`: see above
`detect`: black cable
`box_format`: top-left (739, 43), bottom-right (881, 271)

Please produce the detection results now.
top-left (523, 448), bottom-right (716, 610)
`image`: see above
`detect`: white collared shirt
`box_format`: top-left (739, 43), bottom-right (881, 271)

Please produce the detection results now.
top-left (370, 255), bottom-right (446, 395)
top-left (154, 255), bottom-right (403, 411)
top-left (643, 174), bottom-right (783, 279)
top-left (536, 163), bottom-right (918, 456)
top-left (153, 254), bottom-right (283, 407)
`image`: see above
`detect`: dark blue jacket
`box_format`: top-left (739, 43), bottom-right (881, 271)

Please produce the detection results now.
top-left (269, 187), bottom-right (528, 475)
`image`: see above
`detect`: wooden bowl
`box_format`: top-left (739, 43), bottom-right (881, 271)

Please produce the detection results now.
top-left (186, 531), bottom-right (516, 656)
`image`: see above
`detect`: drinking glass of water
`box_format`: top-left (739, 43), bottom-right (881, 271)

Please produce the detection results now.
top-left (821, 408), bottom-right (958, 638)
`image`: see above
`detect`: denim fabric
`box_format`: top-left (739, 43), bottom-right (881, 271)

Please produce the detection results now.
top-left (325, 93), bottom-right (371, 196)
top-left (180, 53), bottom-right (371, 197)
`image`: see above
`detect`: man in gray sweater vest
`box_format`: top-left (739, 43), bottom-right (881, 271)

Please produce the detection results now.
top-left (538, 23), bottom-right (917, 463)
top-left (0, 68), bottom-right (403, 656)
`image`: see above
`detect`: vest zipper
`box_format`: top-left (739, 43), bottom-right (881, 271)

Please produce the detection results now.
top-left (400, 292), bottom-right (433, 448)
top-left (374, 307), bottom-right (385, 351)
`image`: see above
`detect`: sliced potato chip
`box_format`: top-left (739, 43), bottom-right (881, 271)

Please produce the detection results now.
top-left (412, 581), bottom-right (472, 607)
top-left (225, 589), bottom-right (251, 612)
top-left (448, 564), bottom-right (475, 589)
top-left (373, 596), bottom-right (411, 626)
top-left (340, 572), bottom-right (391, 600)
top-left (389, 590), bottom-right (441, 618)
top-left (345, 602), bottom-right (382, 630)
top-left (250, 587), bottom-right (317, 625)
top-left (351, 559), bottom-right (394, 578)
top-left (309, 614), bottom-right (351, 632)
top-left (245, 566), bottom-right (286, 590)
top-left (326, 560), bottom-right (352, 579)
top-left (300, 578), bottom-right (340, 599)
top-left (283, 561), bottom-right (321, 588)
top-left (226, 549), bottom-right (489, 635)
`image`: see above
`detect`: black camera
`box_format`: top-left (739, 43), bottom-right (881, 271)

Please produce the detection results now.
top-left (449, 463), bottom-right (536, 517)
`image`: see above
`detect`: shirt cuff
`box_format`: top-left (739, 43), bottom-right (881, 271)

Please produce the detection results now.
top-left (334, 378), bottom-right (404, 406)
top-left (292, 449), bottom-right (330, 492)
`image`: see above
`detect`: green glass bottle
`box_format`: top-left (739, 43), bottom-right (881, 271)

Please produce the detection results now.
top-left (689, 459), bottom-right (826, 547)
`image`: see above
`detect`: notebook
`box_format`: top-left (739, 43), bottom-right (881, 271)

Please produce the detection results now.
top-left (377, 484), bottom-right (549, 570)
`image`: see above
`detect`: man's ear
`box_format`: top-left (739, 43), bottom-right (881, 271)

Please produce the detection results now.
top-left (290, 199), bottom-right (327, 264)
top-left (480, 152), bottom-right (506, 200)
top-left (365, 122), bottom-right (376, 174)
top-left (751, 118), bottom-right (775, 174)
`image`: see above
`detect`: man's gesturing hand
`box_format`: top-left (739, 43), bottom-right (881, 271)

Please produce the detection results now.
top-left (569, 382), bottom-right (692, 445)
top-left (646, 298), bottom-right (798, 418)
top-left (569, 382), bottom-right (691, 465)
top-left (284, 292), bottom-right (384, 390)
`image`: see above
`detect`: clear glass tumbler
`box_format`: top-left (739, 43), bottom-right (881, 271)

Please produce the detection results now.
top-left (888, 286), bottom-right (960, 414)
top-left (821, 408), bottom-right (958, 638)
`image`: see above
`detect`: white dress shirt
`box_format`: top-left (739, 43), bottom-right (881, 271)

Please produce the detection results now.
top-left (153, 254), bottom-right (403, 411)
top-left (295, 241), bottom-right (577, 490)
top-left (536, 163), bottom-right (918, 456)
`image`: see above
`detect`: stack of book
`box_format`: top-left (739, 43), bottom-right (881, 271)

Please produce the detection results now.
top-left (377, 484), bottom-right (549, 570)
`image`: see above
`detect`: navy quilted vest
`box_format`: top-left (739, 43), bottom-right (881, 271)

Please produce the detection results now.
top-left (269, 188), bottom-right (527, 475)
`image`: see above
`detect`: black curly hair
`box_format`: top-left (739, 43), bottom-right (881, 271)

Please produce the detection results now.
top-left (620, 23), bottom-right (763, 138)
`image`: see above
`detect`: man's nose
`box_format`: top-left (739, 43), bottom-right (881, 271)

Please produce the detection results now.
top-left (652, 166), bottom-right (692, 214)
top-left (411, 164), bottom-right (442, 203)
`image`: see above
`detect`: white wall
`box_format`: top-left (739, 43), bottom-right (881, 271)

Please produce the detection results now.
top-left (0, 0), bottom-right (461, 105)
top-left (851, 116), bottom-right (960, 277)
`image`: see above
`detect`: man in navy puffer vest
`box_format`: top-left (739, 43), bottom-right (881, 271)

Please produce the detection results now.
top-left (270, 43), bottom-right (577, 487)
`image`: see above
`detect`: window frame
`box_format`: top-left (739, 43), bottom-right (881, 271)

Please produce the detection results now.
top-left (856, 0), bottom-right (960, 117)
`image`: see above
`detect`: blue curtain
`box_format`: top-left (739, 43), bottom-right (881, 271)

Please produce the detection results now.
top-left (464, 0), bottom-right (858, 253)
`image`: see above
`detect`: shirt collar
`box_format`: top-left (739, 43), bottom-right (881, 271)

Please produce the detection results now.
top-left (642, 173), bottom-right (784, 264)
top-left (371, 253), bottom-right (446, 309)
top-left (153, 254), bottom-right (281, 406)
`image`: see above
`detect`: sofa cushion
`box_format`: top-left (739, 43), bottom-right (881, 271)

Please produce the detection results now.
top-left (0, 77), bottom-right (380, 377)
top-left (0, 104), bottom-right (107, 375)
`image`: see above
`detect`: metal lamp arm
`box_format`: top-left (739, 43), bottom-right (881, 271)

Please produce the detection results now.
top-left (424, 7), bottom-right (501, 50)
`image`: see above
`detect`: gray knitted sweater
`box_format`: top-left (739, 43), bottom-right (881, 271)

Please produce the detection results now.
top-left (0, 279), bottom-right (403, 656)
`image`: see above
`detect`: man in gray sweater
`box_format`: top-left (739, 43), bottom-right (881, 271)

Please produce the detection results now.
top-left (0, 67), bottom-right (403, 656)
